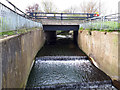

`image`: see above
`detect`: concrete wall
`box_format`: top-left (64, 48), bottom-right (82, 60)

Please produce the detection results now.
top-left (0, 29), bottom-right (45, 89)
top-left (78, 30), bottom-right (120, 81)
top-left (45, 31), bottom-right (56, 44)
top-left (73, 31), bottom-right (78, 43)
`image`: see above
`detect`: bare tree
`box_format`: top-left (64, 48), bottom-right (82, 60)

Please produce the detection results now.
top-left (42, 0), bottom-right (57, 13)
top-left (63, 6), bottom-right (78, 13)
top-left (80, 0), bottom-right (106, 15)
top-left (26, 4), bottom-right (41, 13)
top-left (80, 0), bottom-right (98, 13)
top-left (98, 0), bottom-right (107, 15)
top-left (99, 0), bottom-right (101, 15)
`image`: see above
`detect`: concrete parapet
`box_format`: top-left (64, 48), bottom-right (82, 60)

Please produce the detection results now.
top-left (0, 29), bottom-right (45, 89)
top-left (78, 30), bottom-right (120, 81)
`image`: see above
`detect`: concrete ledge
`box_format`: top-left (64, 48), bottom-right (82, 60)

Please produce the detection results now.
top-left (78, 30), bottom-right (120, 81)
top-left (0, 29), bottom-right (45, 88)
top-left (41, 19), bottom-right (81, 25)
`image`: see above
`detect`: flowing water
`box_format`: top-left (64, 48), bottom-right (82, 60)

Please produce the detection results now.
top-left (26, 35), bottom-right (117, 89)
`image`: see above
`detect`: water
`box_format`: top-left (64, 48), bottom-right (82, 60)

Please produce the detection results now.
top-left (26, 35), bottom-right (117, 89)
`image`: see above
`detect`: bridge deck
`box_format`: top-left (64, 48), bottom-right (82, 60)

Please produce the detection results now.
top-left (41, 19), bottom-right (82, 25)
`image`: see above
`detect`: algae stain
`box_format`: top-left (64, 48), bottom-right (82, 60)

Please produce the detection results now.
top-left (113, 35), bottom-right (118, 46)
top-left (2, 74), bottom-right (6, 88)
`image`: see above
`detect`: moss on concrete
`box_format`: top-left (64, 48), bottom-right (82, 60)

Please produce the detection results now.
top-left (0, 27), bottom-right (42, 38)
top-left (79, 29), bottom-right (120, 32)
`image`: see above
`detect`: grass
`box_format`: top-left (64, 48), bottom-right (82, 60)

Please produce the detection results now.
top-left (79, 27), bottom-right (84, 30)
top-left (0, 27), bottom-right (41, 37)
top-left (0, 31), bottom-right (16, 36)
top-left (0, 17), bottom-right (41, 37)
top-left (79, 21), bottom-right (120, 32)
top-left (92, 21), bottom-right (118, 30)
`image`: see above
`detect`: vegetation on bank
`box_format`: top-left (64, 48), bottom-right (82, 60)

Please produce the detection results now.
top-left (79, 21), bottom-right (120, 32)
top-left (0, 28), bottom-right (41, 38)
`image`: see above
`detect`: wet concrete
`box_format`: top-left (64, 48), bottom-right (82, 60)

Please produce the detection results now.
top-left (26, 35), bottom-right (117, 89)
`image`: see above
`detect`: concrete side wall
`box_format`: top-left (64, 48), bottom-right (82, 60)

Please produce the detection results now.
top-left (73, 31), bottom-right (78, 43)
top-left (78, 30), bottom-right (120, 81)
top-left (0, 29), bottom-right (45, 88)
top-left (45, 31), bottom-right (56, 44)
top-left (118, 33), bottom-right (120, 81)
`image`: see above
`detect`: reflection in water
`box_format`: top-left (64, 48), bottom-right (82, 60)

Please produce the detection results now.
top-left (57, 35), bottom-right (72, 39)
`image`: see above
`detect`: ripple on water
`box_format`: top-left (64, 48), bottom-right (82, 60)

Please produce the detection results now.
top-left (26, 56), bottom-right (116, 89)
top-left (26, 38), bottom-right (116, 89)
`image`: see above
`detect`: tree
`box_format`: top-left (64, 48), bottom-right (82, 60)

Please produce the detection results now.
top-left (63, 6), bottom-right (78, 13)
top-left (25, 4), bottom-right (41, 13)
top-left (80, 0), bottom-right (98, 13)
top-left (80, 0), bottom-right (106, 15)
top-left (41, 0), bottom-right (57, 13)
top-left (98, 0), bottom-right (107, 15)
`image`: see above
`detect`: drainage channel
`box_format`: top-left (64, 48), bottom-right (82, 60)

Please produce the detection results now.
top-left (26, 36), bottom-right (117, 89)
top-left (26, 56), bottom-right (116, 89)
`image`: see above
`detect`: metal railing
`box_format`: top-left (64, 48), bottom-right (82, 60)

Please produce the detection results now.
top-left (28, 12), bottom-right (96, 20)
top-left (79, 13), bottom-right (120, 30)
top-left (0, 1), bottom-right (42, 33)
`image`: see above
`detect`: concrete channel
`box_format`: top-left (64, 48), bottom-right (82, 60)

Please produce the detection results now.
top-left (26, 32), bottom-right (117, 89)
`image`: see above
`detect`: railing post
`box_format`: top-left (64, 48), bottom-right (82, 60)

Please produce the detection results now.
top-left (87, 13), bottom-right (89, 21)
top-left (118, 14), bottom-right (120, 30)
top-left (61, 13), bottom-right (63, 20)
top-left (35, 12), bottom-right (37, 19)
top-left (100, 16), bottom-right (103, 30)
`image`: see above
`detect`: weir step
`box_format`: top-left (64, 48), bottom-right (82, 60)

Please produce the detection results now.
top-left (26, 80), bottom-right (115, 90)
top-left (36, 56), bottom-right (88, 61)
top-left (26, 56), bottom-right (117, 89)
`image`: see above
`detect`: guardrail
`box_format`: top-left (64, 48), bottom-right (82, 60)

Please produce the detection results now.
top-left (0, 1), bottom-right (42, 33)
top-left (28, 12), bottom-right (96, 20)
top-left (79, 13), bottom-right (120, 30)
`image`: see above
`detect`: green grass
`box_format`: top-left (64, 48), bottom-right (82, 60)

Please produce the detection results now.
top-left (79, 27), bottom-right (84, 30)
top-left (0, 27), bottom-right (40, 37)
top-left (79, 21), bottom-right (120, 32)
top-left (0, 31), bottom-right (16, 36)
top-left (92, 21), bottom-right (118, 30)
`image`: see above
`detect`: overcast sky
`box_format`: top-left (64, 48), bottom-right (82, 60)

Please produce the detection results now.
top-left (1, 0), bottom-right (120, 15)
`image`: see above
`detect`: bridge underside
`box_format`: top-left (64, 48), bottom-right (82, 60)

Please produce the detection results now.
top-left (43, 25), bottom-right (79, 31)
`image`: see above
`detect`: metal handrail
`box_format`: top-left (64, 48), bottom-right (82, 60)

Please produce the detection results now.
top-left (0, 2), bottom-right (42, 33)
top-left (79, 13), bottom-right (120, 30)
top-left (5, 0), bottom-right (33, 19)
top-left (28, 12), bottom-right (96, 15)
top-left (28, 12), bottom-right (96, 20)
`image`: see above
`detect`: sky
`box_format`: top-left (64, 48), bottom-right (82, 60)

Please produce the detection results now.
top-left (1, 0), bottom-right (120, 16)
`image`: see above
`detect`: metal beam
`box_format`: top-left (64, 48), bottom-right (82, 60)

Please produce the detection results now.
top-left (43, 25), bottom-right (79, 31)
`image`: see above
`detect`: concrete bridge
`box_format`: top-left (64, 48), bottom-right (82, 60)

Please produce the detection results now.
top-left (30, 12), bottom-right (95, 31)
top-left (41, 19), bottom-right (81, 42)
top-left (40, 19), bottom-right (81, 43)
top-left (31, 12), bottom-right (95, 43)
top-left (0, 1), bottom-right (120, 89)
top-left (30, 12), bottom-right (94, 43)
top-left (42, 19), bottom-right (80, 31)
